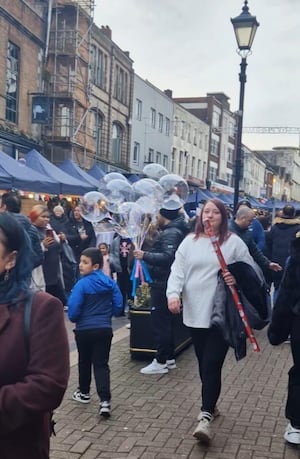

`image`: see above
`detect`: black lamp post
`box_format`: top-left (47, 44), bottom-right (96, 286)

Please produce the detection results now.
top-left (231, 1), bottom-right (259, 213)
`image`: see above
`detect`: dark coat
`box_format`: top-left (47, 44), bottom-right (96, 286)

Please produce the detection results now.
top-left (50, 213), bottom-right (79, 246)
top-left (68, 213), bottom-right (96, 261)
top-left (268, 236), bottom-right (300, 345)
top-left (0, 291), bottom-right (69, 458)
top-left (35, 227), bottom-right (62, 287)
top-left (11, 213), bottom-right (43, 269)
top-left (211, 262), bottom-right (270, 361)
top-left (229, 219), bottom-right (270, 272)
top-left (143, 217), bottom-right (189, 286)
top-left (264, 216), bottom-right (300, 288)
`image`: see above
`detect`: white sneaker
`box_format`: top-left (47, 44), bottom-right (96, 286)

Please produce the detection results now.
top-left (197, 407), bottom-right (220, 421)
top-left (99, 400), bottom-right (111, 418)
top-left (126, 323), bottom-right (131, 329)
top-left (166, 359), bottom-right (177, 369)
top-left (284, 423), bottom-right (300, 444)
top-left (140, 359), bottom-right (168, 374)
top-left (193, 412), bottom-right (213, 443)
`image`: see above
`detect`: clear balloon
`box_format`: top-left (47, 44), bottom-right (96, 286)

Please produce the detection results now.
top-left (158, 174), bottom-right (189, 204)
top-left (160, 195), bottom-right (183, 210)
top-left (143, 163), bottom-right (169, 180)
top-left (78, 191), bottom-right (108, 223)
top-left (136, 196), bottom-right (159, 216)
top-left (104, 179), bottom-right (134, 214)
top-left (103, 172), bottom-right (128, 183)
top-left (133, 178), bottom-right (164, 203)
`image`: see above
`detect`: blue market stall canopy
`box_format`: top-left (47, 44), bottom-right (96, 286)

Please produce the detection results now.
top-left (88, 163), bottom-right (106, 181)
top-left (59, 159), bottom-right (98, 188)
top-left (25, 150), bottom-right (95, 195)
top-left (0, 151), bottom-right (59, 193)
top-left (216, 193), bottom-right (234, 205)
top-left (263, 199), bottom-right (300, 211)
top-left (186, 189), bottom-right (212, 204)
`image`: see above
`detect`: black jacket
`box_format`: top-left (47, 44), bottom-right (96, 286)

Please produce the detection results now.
top-left (68, 213), bottom-right (96, 261)
top-left (264, 217), bottom-right (300, 288)
top-left (268, 236), bottom-right (300, 345)
top-left (11, 213), bottom-right (43, 269)
top-left (211, 262), bottom-right (270, 361)
top-left (229, 219), bottom-right (270, 272)
top-left (143, 217), bottom-right (189, 286)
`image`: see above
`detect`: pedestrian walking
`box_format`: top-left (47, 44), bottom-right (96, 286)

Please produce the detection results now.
top-left (0, 213), bottom-right (69, 458)
top-left (68, 248), bottom-right (122, 417)
top-left (167, 199), bottom-right (263, 443)
top-left (268, 231), bottom-right (300, 445)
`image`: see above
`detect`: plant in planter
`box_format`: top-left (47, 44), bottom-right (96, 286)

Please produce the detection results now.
top-left (129, 283), bottom-right (191, 359)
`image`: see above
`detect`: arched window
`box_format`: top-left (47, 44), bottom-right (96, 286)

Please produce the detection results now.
top-left (111, 122), bottom-right (122, 163)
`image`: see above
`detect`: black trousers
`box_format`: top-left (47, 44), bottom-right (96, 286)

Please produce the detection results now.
top-left (286, 315), bottom-right (300, 427)
top-left (190, 326), bottom-right (229, 414)
top-left (117, 270), bottom-right (133, 314)
top-left (74, 328), bottom-right (113, 402)
top-left (151, 285), bottom-right (175, 364)
top-left (46, 280), bottom-right (66, 305)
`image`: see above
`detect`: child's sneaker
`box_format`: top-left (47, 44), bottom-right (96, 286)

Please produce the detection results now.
top-left (99, 401), bottom-right (111, 418)
top-left (166, 359), bottom-right (177, 369)
top-left (72, 389), bottom-right (90, 404)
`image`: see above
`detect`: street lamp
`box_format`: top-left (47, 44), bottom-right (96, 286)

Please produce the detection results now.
top-left (231, 1), bottom-right (259, 212)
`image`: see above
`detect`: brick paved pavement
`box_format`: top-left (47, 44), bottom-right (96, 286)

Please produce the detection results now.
top-left (50, 327), bottom-right (300, 459)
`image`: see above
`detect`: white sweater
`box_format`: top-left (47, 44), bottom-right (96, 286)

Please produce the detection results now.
top-left (166, 233), bottom-right (258, 328)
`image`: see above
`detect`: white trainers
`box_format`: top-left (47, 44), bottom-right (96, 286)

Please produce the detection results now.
top-left (140, 359), bottom-right (168, 374)
top-left (284, 423), bottom-right (300, 444)
top-left (193, 412), bottom-right (213, 443)
top-left (72, 389), bottom-right (90, 404)
top-left (166, 359), bottom-right (177, 369)
top-left (197, 407), bottom-right (220, 421)
top-left (99, 400), bottom-right (111, 418)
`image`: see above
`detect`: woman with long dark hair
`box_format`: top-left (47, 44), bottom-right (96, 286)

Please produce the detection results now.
top-left (0, 213), bottom-right (69, 458)
top-left (167, 199), bottom-right (259, 443)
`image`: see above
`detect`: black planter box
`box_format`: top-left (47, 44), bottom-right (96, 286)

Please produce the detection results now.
top-left (129, 306), bottom-right (192, 359)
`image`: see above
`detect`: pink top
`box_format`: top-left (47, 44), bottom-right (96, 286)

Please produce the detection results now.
top-left (102, 254), bottom-right (111, 277)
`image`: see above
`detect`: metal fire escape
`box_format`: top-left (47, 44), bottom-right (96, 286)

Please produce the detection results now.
top-left (45, 0), bottom-right (95, 166)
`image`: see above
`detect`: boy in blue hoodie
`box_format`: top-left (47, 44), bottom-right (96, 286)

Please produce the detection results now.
top-left (68, 248), bottom-right (122, 417)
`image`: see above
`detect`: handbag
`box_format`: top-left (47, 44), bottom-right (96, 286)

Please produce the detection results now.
top-left (30, 264), bottom-right (46, 291)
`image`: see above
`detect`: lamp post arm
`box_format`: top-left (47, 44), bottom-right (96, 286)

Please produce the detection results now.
top-left (233, 57), bottom-right (247, 213)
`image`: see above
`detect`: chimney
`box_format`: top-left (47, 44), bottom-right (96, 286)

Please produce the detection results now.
top-left (100, 25), bottom-right (112, 40)
top-left (164, 89), bottom-right (173, 99)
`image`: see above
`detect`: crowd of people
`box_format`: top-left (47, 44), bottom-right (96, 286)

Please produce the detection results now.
top-left (0, 189), bottom-right (300, 456)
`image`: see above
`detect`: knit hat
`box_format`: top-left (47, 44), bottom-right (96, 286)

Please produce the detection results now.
top-left (28, 204), bottom-right (48, 223)
top-left (53, 205), bottom-right (64, 214)
top-left (282, 204), bottom-right (296, 218)
top-left (159, 208), bottom-right (180, 220)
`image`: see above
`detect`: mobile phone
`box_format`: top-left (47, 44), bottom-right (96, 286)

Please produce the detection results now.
top-left (46, 229), bottom-right (54, 238)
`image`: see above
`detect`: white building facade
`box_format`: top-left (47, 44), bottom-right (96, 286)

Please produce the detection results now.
top-left (242, 147), bottom-right (266, 198)
top-left (172, 103), bottom-right (209, 187)
top-left (130, 75), bottom-right (173, 173)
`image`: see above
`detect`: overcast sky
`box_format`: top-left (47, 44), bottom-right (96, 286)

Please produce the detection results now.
top-left (95, 0), bottom-right (300, 151)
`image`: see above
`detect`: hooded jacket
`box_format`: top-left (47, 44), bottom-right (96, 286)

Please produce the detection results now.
top-left (143, 216), bottom-right (189, 286)
top-left (68, 212), bottom-right (96, 261)
top-left (68, 270), bottom-right (123, 329)
top-left (265, 216), bottom-right (300, 287)
top-left (268, 236), bottom-right (300, 345)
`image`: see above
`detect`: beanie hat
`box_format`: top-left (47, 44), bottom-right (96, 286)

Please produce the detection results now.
top-left (159, 207), bottom-right (180, 221)
top-left (282, 204), bottom-right (295, 218)
top-left (53, 205), bottom-right (64, 214)
top-left (28, 204), bottom-right (48, 223)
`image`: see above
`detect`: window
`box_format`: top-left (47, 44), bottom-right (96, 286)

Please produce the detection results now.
top-left (181, 121), bottom-right (185, 139)
top-left (208, 166), bottom-right (217, 181)
top-left (91, 45), bottom-right (107, 90)
top-left (148, 148), bottom-right (154, 163)
top-left (93, 110), bottom-right (103, 156)
top-left (135, 99), bottom-right (142, 120)
top-left (60, 106), bottom-right (70, 137)
top-left (163, 155), bottom-right (168, 168)
top-left (156, 151), bottom-right (161, 164)
top-left (174, 116), bottom-right (178, 136)
top-left (193, 129), bottom-right (197, 146)
top-left (227, 147), bottom-right (234, 163)
top-left (191, 156), bottom-right (195, 176)
top-left (6, 41), bottom-right (20, 123)
top-left (212, 110), bottom-right (220, 128)
top-left (158, 113), bottom-right (163, 132)
top-left (133, 142), bottom-right (140, 163)
top-left (165, 117), bottom-right (170, 136)
top-left (197, 159), bottom-right (201, 178)
top-left (211, 139), bottom-right (219, 157)
top-left (187, 124), bottom-right (191, 143)
top-left (114, 65), bottom-right (128, 104)
top-left (150, 108), bottom-right (156, 128)
top-left (171, 148), bottom-right (175, 172)
top-left (112, 122), bottom-right (122, 163)
top-left (179, 151), bottom-right (183, 175)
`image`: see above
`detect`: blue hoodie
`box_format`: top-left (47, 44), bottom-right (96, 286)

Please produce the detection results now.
top-left (68, 270), bottom-right (123, 330)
